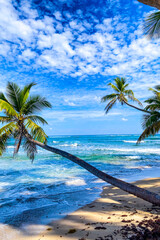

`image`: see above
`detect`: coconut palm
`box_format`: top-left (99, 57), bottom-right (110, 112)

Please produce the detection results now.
top-left (144, 11), bottom-right (160, 39)
top-left (101, 77), bottom-right (150, 113)
top-left (138, 85), bottom-right (160, 142)
top-left (0, 82), bottom-right (51, 160)
top-left (0, 82), bottom-right (160, 206)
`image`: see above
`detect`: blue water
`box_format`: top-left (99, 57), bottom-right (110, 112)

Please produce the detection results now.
top-left (0, 134), bottom-right (160, 227)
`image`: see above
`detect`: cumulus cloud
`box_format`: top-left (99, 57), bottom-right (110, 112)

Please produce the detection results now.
top-left (0, 0), bottom-right (159, 88)
top-left (0, 0), bottom-right (158, 116)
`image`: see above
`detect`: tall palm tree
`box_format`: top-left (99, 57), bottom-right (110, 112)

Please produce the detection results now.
top-left (143, 11), bottom-right (160, 39)
top-left (0, 82), bottom-right (160, 206)
top-left (138, 85), bottom-right (160, 142)
top-left (101, 77), bottom-right (150, 113)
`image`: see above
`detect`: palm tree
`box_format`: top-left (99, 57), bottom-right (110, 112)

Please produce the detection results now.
top-left (101, 77), bottom-right (150, 113)
top-left (0, 82), bottom-right (51, 160)
top-left (0, 82), bottom-right (160, 206)
top-left (138, 85), bottom-right (160, 142)
top-left (143, 11), bottom-right (160, 39)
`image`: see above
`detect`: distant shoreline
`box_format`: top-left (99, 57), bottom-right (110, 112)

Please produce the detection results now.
top-left (48, 133), bottom-right (153, 136)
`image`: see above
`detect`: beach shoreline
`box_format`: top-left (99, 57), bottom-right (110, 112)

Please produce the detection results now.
top-left (1, 174), bottom-right (160, 240)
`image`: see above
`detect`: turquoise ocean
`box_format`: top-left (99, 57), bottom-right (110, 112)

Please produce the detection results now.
top-left (0, 134), bottom-right (160, 227)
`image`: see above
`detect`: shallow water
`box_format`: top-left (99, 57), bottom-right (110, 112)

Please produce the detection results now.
top-left (0, 134), bottom-right (160, 227)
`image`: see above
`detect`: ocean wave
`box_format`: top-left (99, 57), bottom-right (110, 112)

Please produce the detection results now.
top-left (123, 140), bottom-right (144, 143)
top-left (126, 156), bottom-right (140, 160)
top-left (60, 143), bottom-right (79, 147)
top-left (65, 178), bottom-right (86, 186)
top-left (108, 147), bottom-right (160, 154)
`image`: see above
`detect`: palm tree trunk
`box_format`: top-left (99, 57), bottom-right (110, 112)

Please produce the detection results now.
top-left (30, 138), bottom-right (160, 206)
top-left (124, 100), bottom-right (151, 114)
top-left (14, 132), bottom-right (23, 155)
top-left (137, 0), bottom-right (160, 9)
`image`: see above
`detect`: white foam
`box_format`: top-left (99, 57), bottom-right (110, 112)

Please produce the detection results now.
top-left (127, 156), bottom-right (140, 160)
top-left (65, 178), bottom-right (86, 186)
top-left (20, 191), bottom-right (36, 196)
top-left (0, 182), bottom-right (10, 191)
top-left (108, 147), bottom-right (160, 154)
top-left (123, 140), bottom-right (144, 143)
top-left (60, 143), bottom-right (78, 147)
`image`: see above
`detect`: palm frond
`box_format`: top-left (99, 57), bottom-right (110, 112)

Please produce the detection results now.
top-left (0, 92), bottom-right (10, 103)
top-left (108, 83), bottom-right (120, 93)
top-left (124, 89), bottom-right (134, 96)
top-left (0, 122), bottom-right (18, 136)
top-left (101, 93), bottom-right (118, 102)
top-left (142, 112), bottom-right (160, 129)
top-left (24, 115), bottom-right (48, 125)
top-left (0, 116), bottom-right (14, 123)
top-left (123, 83), bottom-right (129, 89)
top-left (25, 119), bottom-right (47, 143)
top-left (104, 98), bottom-right (117, 113)
top-left (19, 82), bottom-right (36, 110)
top-left (144, 11), bottom-right (160, 39)
top-left (0, 133), bottom-right (10, 156)
top-left (115, 77), bottom-right (126, 91)
top-left (23, 95), bottom-right (52, 115)
top-left (137, 120), bottom-right (160, 143)
top-left (145, 103), bottom-right (160, 111)
top-left (154, 85), bottom-right (160, 91)
top-left (148, 87), bottom-right (160, 98)
top-left (0, 122), bottom-right (16, 155)
top-left (23, 137), bottom-right (37, 161)
top-left (127, 95), bottom-right (143, 106)
top-left (6, 82), bottom-right (21, 112)
top-left (145, 96), bottom-right (158, 104)
top-left (0, 98), bottom-right (18, 117)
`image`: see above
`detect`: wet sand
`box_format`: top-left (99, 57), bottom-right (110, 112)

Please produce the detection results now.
top-left (1, 177), bottom-right (160, 240)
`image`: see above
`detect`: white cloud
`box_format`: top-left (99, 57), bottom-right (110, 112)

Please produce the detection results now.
top-left (54, 11), bottom-right (62, 21)
top-left (0, 1), bottom-right (159, 102)
top-left (122, 117), bottom-right (128, 121)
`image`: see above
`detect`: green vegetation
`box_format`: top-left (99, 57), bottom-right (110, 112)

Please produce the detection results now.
top-left (138, 85), bottom-right (160, 142)
top-left (0, 82), bottom-right (51, 160)
top-left (101, 77), bottom-right (149, 113)
top-left (102, 77), bottom-right (160, 143)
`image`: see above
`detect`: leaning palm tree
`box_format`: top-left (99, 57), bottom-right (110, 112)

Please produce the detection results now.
top-left (101, 77), bottom-right (150, 113)
top-left (143, 11), bottom-right (160, 39)
top-left (138, 85), bottom-right (160, 142)
top-left (0, 82), bottom-right (160, 206)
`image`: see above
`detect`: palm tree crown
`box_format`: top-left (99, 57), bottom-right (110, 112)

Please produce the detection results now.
top-left (138, 85), bottom-right (160, 142)
top-left (101, 77), bottom-right (142, 113)
top-left (0, 82), bottom-right (52, 160)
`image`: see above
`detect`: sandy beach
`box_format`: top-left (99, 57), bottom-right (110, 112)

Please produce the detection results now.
top-left (1, 177), bottom-right (160, 240)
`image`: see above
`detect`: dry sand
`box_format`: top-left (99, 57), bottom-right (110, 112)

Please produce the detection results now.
top-left (1, 177), bottom-right (160, 240)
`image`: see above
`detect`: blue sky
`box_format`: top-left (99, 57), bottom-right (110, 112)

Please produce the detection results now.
top-left (0, 0), bottom-right (160, 135)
